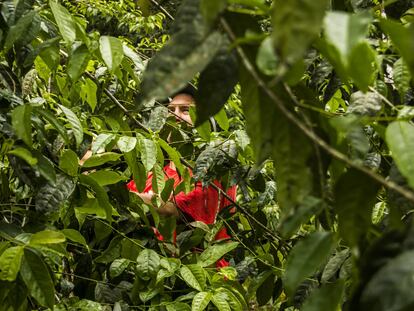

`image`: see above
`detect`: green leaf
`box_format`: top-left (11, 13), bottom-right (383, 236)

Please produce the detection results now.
top-left (0, 246), bottom-right (24, 281)
top-left (79, 175), bottom-right (113, 220)
top-left (360, 250), bottom-right (414, 311)
top-left (191, 291), bottom-right (212, 311)
top-left (321, 249), bottom-right (350, 283)
top-left (166, 302), bottom-right (191, 311)
top-left (117, 136), bottom-right (137, 153)
top-left (49, 0), bottom-right (77, 44)
top-left (61, 229), bottom-right (88, 249)
top-left (82, 78), bottom-right (98, 111)
top-left (159, 139), bottom-right (184, 175)
top-left (334, 169), bottom-right (379, 246)
top-left (124, 150), bottom-right (147, 192)
top-left (92, 133), bottom-right (116, 154)
top-left (180, 264), bottom-right (206, 291)
top-left (136, 249), bottom-right (161, 280)
top-left (82, 152), bottom-right (121, 168)
top-left (200, 0), bottom-right (227, 26)
top-left (301, 281), bottom-right (345, 311)
top-left (214, 108), bottom-right (229, 131)
top-left (348, 42), bottom-right (377, 92)
top-left (195, 46), bottom-right (238, 126)
top-left (381, 20), bottom-right (414, 78)
top-left (110, 258), bottom-right (130, 278)
top-left (59, 105), bottom-right (83, 147)
top-left (20, 248), bottom-right (55, 309)
top-left (29, 230), bottom-right (66, 245)
top-left (272, 0), bottom-right (330, 63)
top-left (99, 36), bottom-right (124, 73)
top-left (256, 36), bottom-right (279, 76)
top-left (35, 174), bottom-right (75, 215)
top-left (211, 292), bottom-right (231, 311)
top-left (148, 106), bottom-right (169, 132)
top-left (347, 91), bottom-right (383, 116)
top-left (8, 147), bottom-right (37, 166)
top-left (11, 104), bottom-right (32, 147)
top-left (161, 178), bottom-right (175, 202)
top-left (198, 242), bottom-right (238, 267)
top-left (59, 149), bottom-right (79, 176)
top-left (324, 11), bottom-right (372, 61)
top-left (284, 232), bottom-right (336, 296)
top-left (140, 30), bottom-right (224, 104)
top-left (4, 11), bottom-right (37, 52)
top-left (94, 236), bottom-right (123, 263)
top-left (393, 58), bottom-right (412, 97)
top-left (386, 121), bottom-right (414, 190)
top-left (36, 108), bottom-right (70, 144)
top-left (140, 138), bottom-right (157, 171)
top-left (67, 44), bottom-right (90, 82)
top-left (88, 170), bottom-right (126, 186)
top-left (35, 153), bottom-right (56, 184)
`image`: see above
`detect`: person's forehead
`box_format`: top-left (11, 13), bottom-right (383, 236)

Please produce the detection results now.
top-left (168, 94), bottom-right (195, 106)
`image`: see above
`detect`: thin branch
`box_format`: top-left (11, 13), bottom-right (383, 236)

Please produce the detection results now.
top-left (220, 17), bottom-right (414, 204)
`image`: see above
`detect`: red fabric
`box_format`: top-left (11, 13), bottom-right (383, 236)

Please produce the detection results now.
top-left (126, 163), bottom-right (236, 242)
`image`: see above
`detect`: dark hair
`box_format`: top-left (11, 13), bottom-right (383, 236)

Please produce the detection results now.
top-left (172, 84), bottom-right (197, 98)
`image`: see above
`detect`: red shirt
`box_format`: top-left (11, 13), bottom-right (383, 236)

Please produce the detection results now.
top-left (126, 163), bottom-right (236, 240)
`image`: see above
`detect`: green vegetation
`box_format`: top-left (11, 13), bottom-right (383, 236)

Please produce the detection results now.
top-left (1, 0), bottom-right (414, 310)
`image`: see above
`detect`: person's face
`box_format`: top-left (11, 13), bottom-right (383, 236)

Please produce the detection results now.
top-left (167, 93), bottom-right (194, 125)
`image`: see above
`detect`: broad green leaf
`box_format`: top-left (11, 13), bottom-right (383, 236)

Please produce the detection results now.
top-left (4, 11), bottom-right (37, 52)
top-left (347, 91), bottom-right (382, 116)
top-left (386, 121), bottom-right (414, 190)
top-left (272, 0), bottom-right (330, 63)
top-left (321, 249), bottom-right (350, 283)
top-left (35, 153), bottom-right (56, 184)
top-left (166, 302), bottom-right (191, 311)
top-left (123, 45), bottom-right (145, 71)
top-left (99, 36), bottom-right (124, 73)
top-left (20, 248), bottom-right (55, 309)
top-left (88, 170), bottom-right (126, 186)
top-left (211, 292), bottom-right (231, 311)
top-left (61, 229), bottom-right (88, 249)
top-left (148, 106), bottom-right (169, 132)
top-left (94, 236), bottom-right (123, 263)
top-left (82, 152), bottom-right (121, 168)
top-left (49, 0), bottom-right (77, 44)
top-left (393, 58), bottom-right (412, 97)
top-left (8, 147), bottom-right (37, 166)
top-left (180, 264), bottom-right (206, 291)
top-left (200, 0), bottom-right (227, 26)
top-left (192, 291), bottom-right (212, 311)
top-left (35, 108), bottom-right (70, 144)
top-left (160, 257), bottom-right (181, 273)
top-left (124, 150), bottom-right (146, 192)
top-left (302, 281), bottom-right (345, 311)
top-left (140, 30), bottom-right (224, 104)
top-left (140, 138), bottom-right (157, 171)
top-left (29, 230), bottom-right (66, 245)
top-left (198, 242), bottom-right (238, 267)
top-left (71, 299), bottom-right (104, 311)
top-left (117, 136), bottom-right (137, 153)
top-left (381, 20), bottom-right (414, 78)
top-left (59, 149), bottom-right (79, 176)
top-left (256, 36), bottom-right (279, 76)
top-left (334, 169), bottom-right (379, 246)
top-left (79, 175), bottom-right (113, 220)
top-left (35, 174), bottom-right (75, 215)
top-left (110, 258), bottom-right (130, 278)
top-left (214, 108), bottom-right (229, 131)
top-left (324, 11), bottom-right (372, 61)
top-left (159, 139), bottom-right (184, 175)
top-left (136, 249), bottom-right (161, 280)
top-left (59, 105), bottom-right (83, 147)
top-left (284, 232), bottom-right (336, 296)
top-left (0, 246), bottom-right (24, 281)
top-left (348, 42), bottom-right (377, 92)
top-left (11, 104), bottom-right (32, 146)
top-left (161, 178), bottom-right (175, 202)
top-left (67, 44), bottom-right (90, 82)
top-left (82, 78), bottom-right (97, 111)
top-left (92, 133), bottom-right (116, 154)
top-left (195, 46), bottom-right (238, 126)
top-left (152, 163), bottom-right (165, 195)
top-left (360, 250), bottom-right (414, 311)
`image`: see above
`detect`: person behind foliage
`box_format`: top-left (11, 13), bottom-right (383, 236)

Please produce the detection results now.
top-left (126, 85), bottom-right (236, 268)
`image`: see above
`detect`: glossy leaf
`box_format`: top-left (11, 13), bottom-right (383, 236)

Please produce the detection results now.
top-left (117, 136), bottom-right (137, 153)
top-left (49, 0), bottom-right (77, 44)
top-left (211, 292), bottom-right (231, 311)
top-left (59, 105), bottom-right (83, 147)
top-left (82, 152), bottom-right (121, 168)
top-left (180, 264), bottom-right (206, 291)
top-left (0, 246), bottom-right (24, 281)
top-left (59, 149), bottom-right (79, 176)
top-left (140, 138), bottom-right (157, 171)
top-left (88, 170), bottom-right (126, 186)
top-left (20, 248), bottom-right (55, 309)
top-left (136, 249), bottom-right (160, 280)
top-left (11, 104), bottom-right (32, 147)
top-left (110, 258), bottom-right (130, 278)
top-left (92, 133), bottom-right (116, 154)
top-left (29, 230), bottom-right (66, 245)
top-left (61, 229), bottom-right (88, 249)
top-left (198, 242), bottom-right (238, 267)
top-left (8, 147), bottom-right (37, 166)
top-left (386, 121), bottom-right (414, 190)
top-left (284, 232), bottom-right (336, 296)
top-left (99, 36), bottom-right (124, 73)
top-left (192, 291), bottom-right (212, 311)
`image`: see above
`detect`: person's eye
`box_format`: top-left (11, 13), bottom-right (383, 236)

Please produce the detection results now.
top-left (168, 106), bottom-right (174, 112)
top-left (181, 107), bottom-right (190, 114)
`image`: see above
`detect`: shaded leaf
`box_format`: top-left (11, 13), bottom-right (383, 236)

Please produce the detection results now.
top-left (67, 44), bottom-right (90, 82)
top-left (136, 249), bottom-right (160, 280)
top-left (82, 152), bottom-right (121, 168)
top-left (99, 36), bottom-right (124, 73)
top-left (347, 91), bottom-right (382, 116)
top-left (61, 229), bottom-right (88, 249)
top-left (0, 246), bottom-right (24, 281)
top-left (140, 138), bottom-right (157, 171)
top-left (59, 105), bottom-right (83, 147)
top-left (8, 147), bottom-right (37, 166)
top-left (11, 104), bottom-right (32, 146)
top-left (110, 258), bottom-right (130, 278)
top-left (301, 281), bottom-right (345, 311)
top-left (59, 149), bottom-right (79, 177)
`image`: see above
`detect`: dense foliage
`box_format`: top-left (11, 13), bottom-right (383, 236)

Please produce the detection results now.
top-left (1, 0), bottom-right (414, 310)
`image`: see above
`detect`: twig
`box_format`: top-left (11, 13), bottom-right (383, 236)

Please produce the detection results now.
top-left (220, 17), bottom-right (414, 204)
